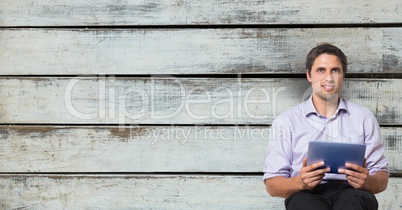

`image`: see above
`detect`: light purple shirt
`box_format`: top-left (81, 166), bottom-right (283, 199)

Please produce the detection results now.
top-left (263, 96), bottom-right (388, 181)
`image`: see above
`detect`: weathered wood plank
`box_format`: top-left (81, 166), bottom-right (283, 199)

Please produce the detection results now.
top-left (0, 125), bottom-right (269, 173)
top-left (1, 28), bottom-right (402, 75)
top-left (1, 0), bottom-right (401, 26)
top-left (0, 126), bottom-right (400, 173)
top-left (0, 77), bottom-right (400, 125)
top-left (0, 174), bottom-right (400, 209)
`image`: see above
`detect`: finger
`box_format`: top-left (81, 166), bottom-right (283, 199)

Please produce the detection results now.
top-left (312, 167), bottom-right (330, 175)
top-left (302, 157), bottom-right (307, 167)
top-left (347, 179), bottom-right (360, 189)
top-left (304, 168), bottom-right (328, 184)
top-left (311, 173), bottom-right (326, 182)
top-left (316, 167), bottom-right (331, 176)
top-left (338, 168), bottom-right (358, 176)
top-left (305, 161), bottom-right (326, 172)
top-left (339, 168), bottom-right (368, 184)
top-left (346, 175), bottom-right (365, 189)
top-left (303, 176), bottom-right (325, 190)
top-left (338, 168), bottom-right (346, 174)
top-left (344, 162), bottom-right (364, 172)
top-left (346, 175), bottom-right (363, 184)
top-left (363, 158), bottom-right (367, 168)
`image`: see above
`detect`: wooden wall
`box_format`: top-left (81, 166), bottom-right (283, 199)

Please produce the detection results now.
top-left (1, 0), bottom-right (401, 209)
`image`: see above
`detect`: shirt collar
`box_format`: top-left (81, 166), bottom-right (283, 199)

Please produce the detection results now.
top-left (303, 95), bottom-right (350, 117)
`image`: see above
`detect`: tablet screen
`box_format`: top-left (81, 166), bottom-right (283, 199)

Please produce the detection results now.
top-left (306, 141), bottom-right (366, 174)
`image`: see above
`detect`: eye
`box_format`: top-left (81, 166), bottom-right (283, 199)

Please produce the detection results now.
top-left (317, 68), bottom-right (325, 72)
top-left (331, 68), bottom-right (340, 73)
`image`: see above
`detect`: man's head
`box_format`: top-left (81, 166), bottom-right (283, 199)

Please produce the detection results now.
top-left (306, 44), bottom-right (347, 103)
top-left (306, 44), bottom-right (347, 77)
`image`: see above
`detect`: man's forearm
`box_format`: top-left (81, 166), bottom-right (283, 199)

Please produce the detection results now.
top-left (265, 176), bottom-right (304, 198)
top-left (361, 171), bottom-right (389, 194)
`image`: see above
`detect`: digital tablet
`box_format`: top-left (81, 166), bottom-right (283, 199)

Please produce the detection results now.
top-left (306, 141), bottom-right (366, 174)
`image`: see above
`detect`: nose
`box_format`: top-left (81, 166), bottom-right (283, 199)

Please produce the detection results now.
top-left (325, 73), bottom-right (334, 82)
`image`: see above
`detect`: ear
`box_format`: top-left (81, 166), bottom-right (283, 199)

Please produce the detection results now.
top-left (306, 70), bottom-right (312, 82)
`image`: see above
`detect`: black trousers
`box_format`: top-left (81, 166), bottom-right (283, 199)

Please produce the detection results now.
top-left (285, 181), bottom-right (378, 210)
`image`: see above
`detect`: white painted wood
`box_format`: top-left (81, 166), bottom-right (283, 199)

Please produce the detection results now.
top-left (0, 126), bottom-right (400, 173)
top-left (1, 0), bottom-right (401, 26)
top-left (0, 174), bottom-right (400, 209)
top-left (382, 128), bottom-right (402, 173)
top-left (1, 1), bottom-right (400, 209)
top-left (0, 78), bottom-right (400, 125)
top-left (1, 28), bottom-right (402, 75)
top-left (0, 125), bottom-right (268, 173)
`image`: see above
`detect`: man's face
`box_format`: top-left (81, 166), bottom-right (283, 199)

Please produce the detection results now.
top-left (306, 53), bottom-right (344, 102)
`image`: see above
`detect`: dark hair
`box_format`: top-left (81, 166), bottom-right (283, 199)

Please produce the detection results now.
top-left (306, 44), bottom-right (347, 76)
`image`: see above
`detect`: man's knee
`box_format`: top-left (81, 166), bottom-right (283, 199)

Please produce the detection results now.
top-left (285, 191), bottom-right (331, 210)
top-left (334, 189), bottom-right (378, 210)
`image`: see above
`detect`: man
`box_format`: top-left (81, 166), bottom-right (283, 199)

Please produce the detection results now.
top-left (263, 44), bottom-right (389, 210)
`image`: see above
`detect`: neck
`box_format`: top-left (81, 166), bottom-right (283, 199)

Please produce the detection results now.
top-left (311, 94), bottom-right (340, 118)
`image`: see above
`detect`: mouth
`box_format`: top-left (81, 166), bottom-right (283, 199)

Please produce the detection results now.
top-left (321, 84), bottom-right (335, 91)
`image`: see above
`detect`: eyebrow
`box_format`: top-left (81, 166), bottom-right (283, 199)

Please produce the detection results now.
top-left (315, 67), bottom-right (342, 70)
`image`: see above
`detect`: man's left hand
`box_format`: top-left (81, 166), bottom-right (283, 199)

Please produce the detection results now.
top-left (338, 159), bottom-right (369, 189)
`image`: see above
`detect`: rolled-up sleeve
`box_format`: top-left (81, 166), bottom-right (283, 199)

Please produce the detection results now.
top-left (263, 114), bottom-right (293, 180)
top-left (364, 112), bottom-right (389, 175)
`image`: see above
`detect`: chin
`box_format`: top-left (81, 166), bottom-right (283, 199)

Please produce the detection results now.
top-left (316, 93), bottom-right (339, 101)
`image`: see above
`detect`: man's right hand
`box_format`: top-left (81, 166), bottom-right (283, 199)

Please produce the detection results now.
top-left (299, 157), bottom-right (330, 190)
